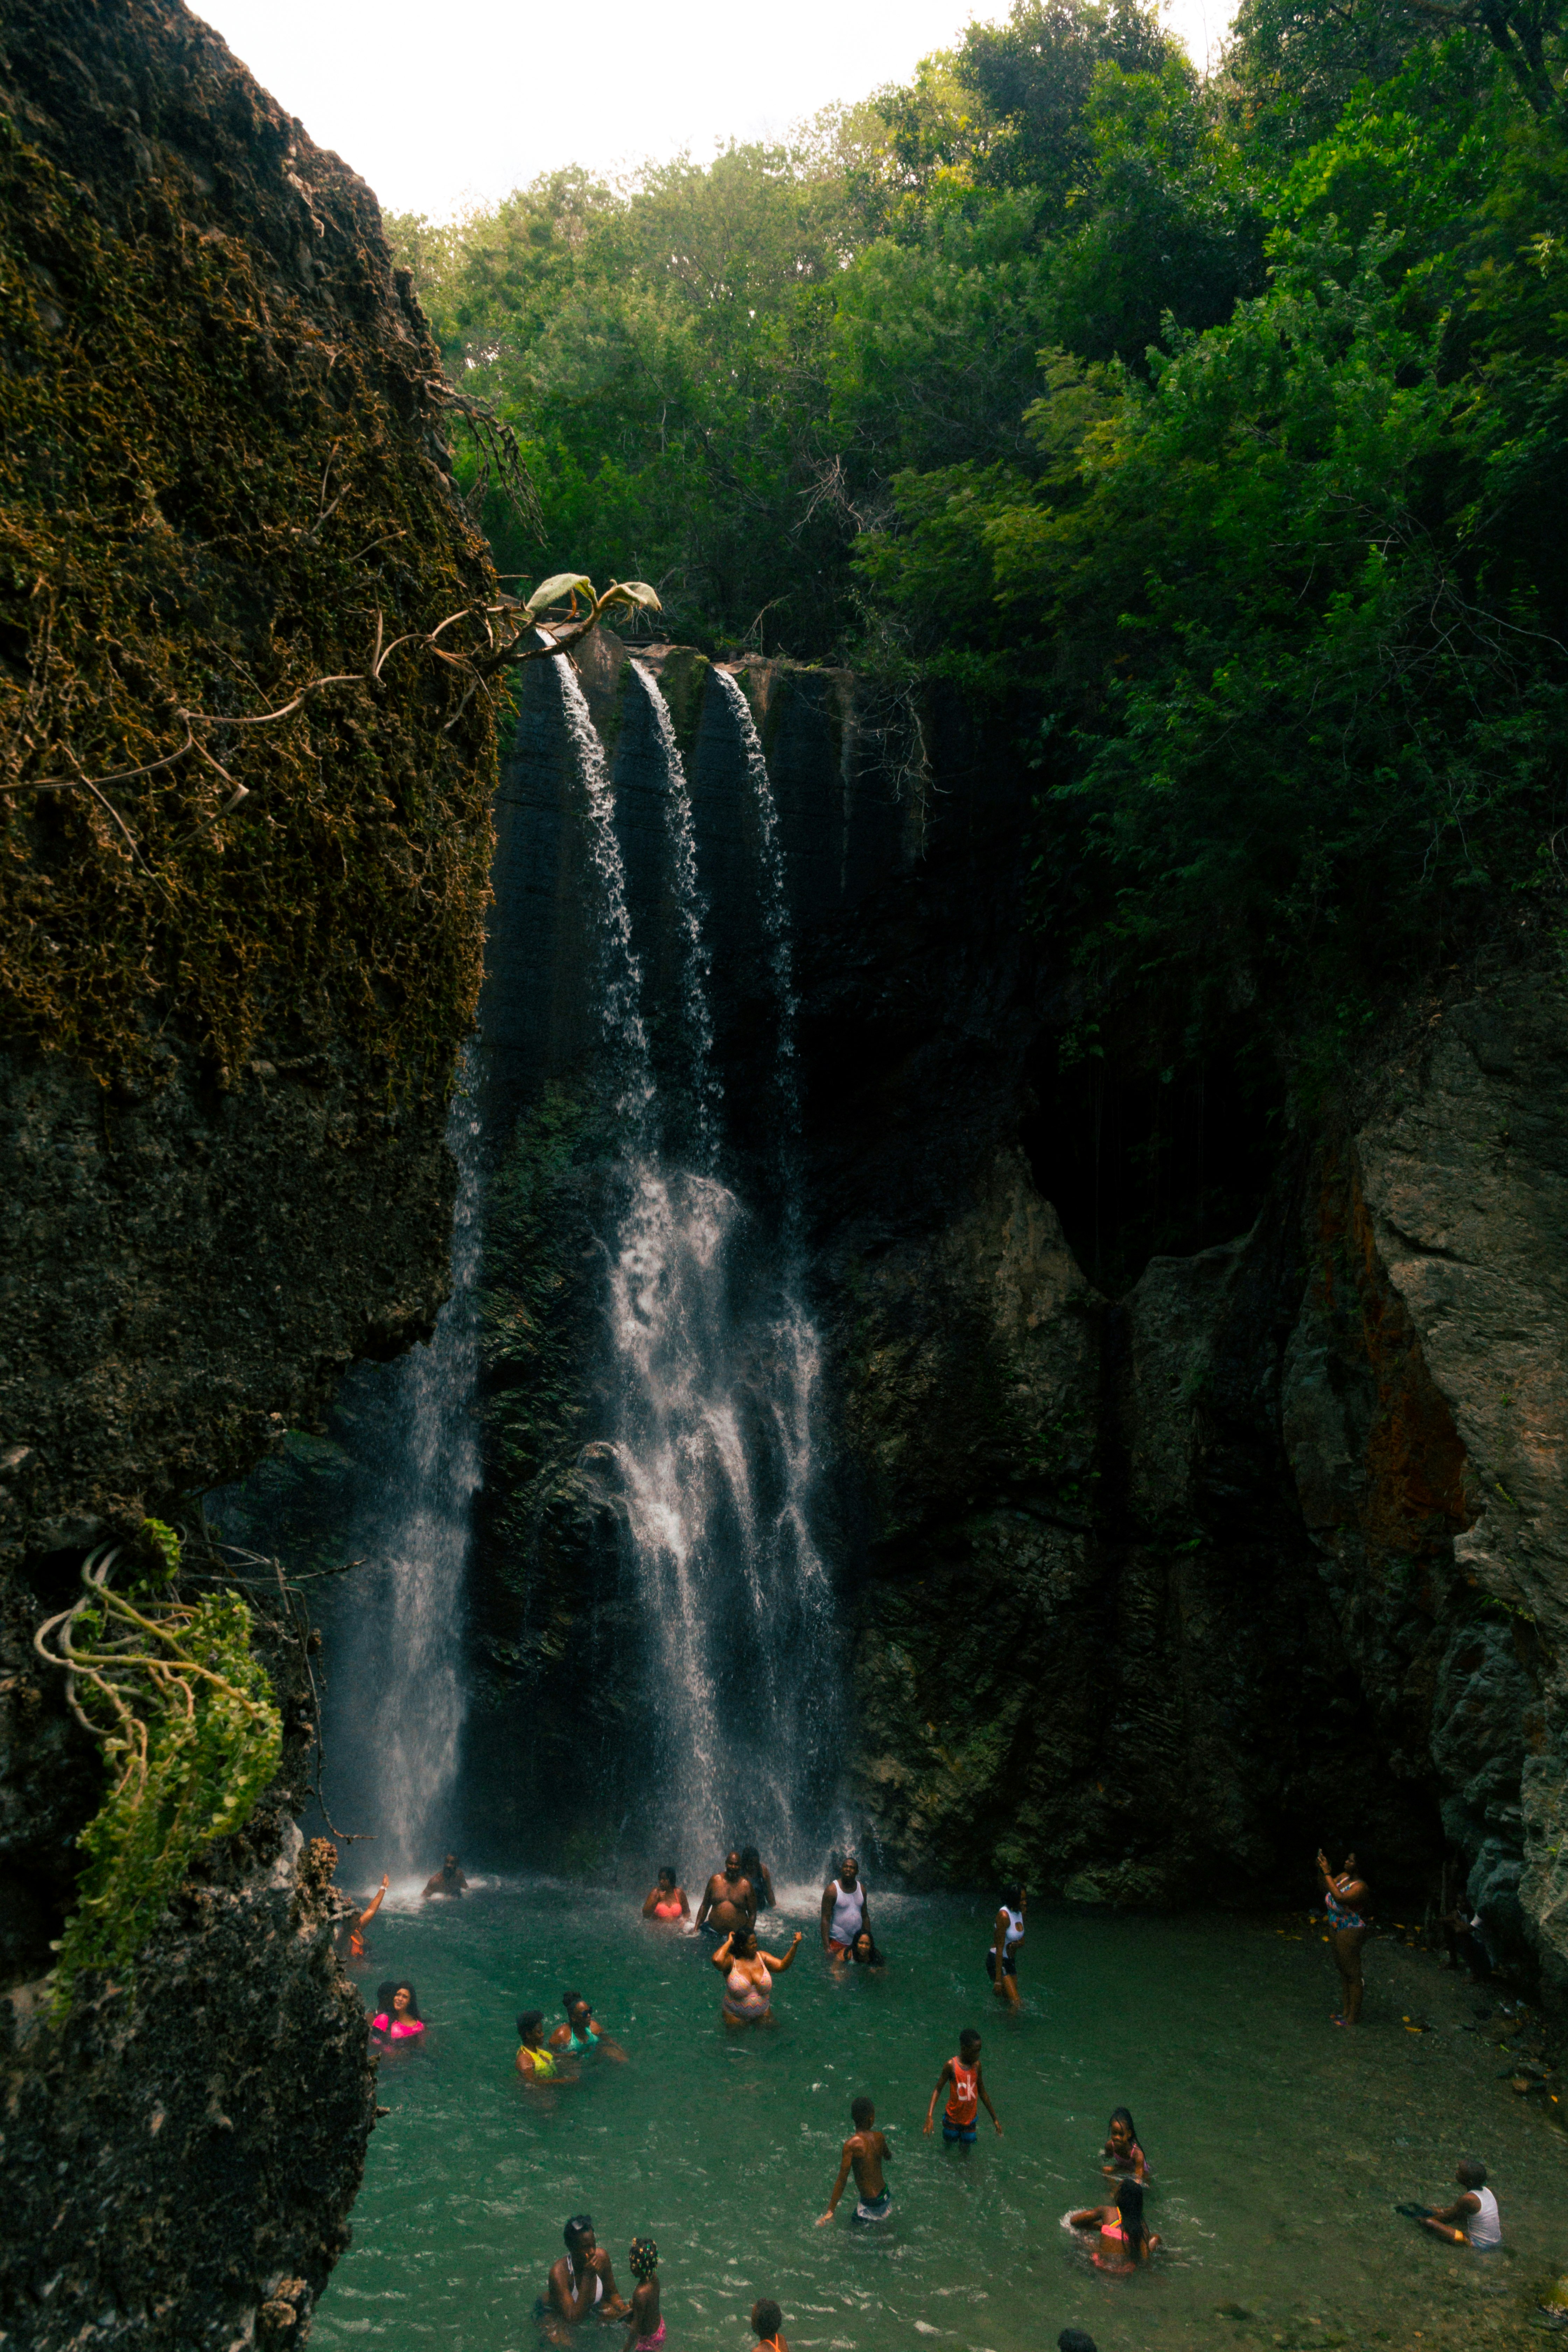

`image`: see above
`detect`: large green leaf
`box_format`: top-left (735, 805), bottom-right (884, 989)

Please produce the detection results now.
top-left (527, 573), bottom-right (595, 612)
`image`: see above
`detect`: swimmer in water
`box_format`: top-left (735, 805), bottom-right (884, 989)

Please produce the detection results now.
top-left (713, 1923), bottom-right (803, 2024)
top-left (1317, 1847), bottom-right (1370, 2024)
top-left (694, 1851), bottom-right (755, 1936)
top-left (1418, 2157), bottom-right (1503, 2247)
top-left (1101, 2107), bottom-right (1148, 2181)
top-left (422, 1852), bottom-right (469, 1900)
top-left (623, 2238), bottom-right (663, 2349)
top-left (549, 1990), bottom-right (628, 2063)
top-left (750, 2298), bottom-right (787, 2352)
top-left (848, 1929), bottom-right (886, 1970)
top-left (924, 2027), bottom-right (1002, 2143)
top-left (516, 2009), bottom-right (565, 2083)
top-left (344, 1872), bottom-right (388, 1962)
top-left (821, 1852), bottom-right (870, 1959)
top-left (543, 2214), bottom-right (627, 2341)
top-left (370, 1980), bottom-right (424, 2040)
top-left (1069, 2177), bottom-right (1159, 2271)
top-left (738, 1844), bottom-right (776, 1911)
top-left (641, 1867), bottom-right (690, 1922)
top-left (817, 2093), bottom-right (893, 2225)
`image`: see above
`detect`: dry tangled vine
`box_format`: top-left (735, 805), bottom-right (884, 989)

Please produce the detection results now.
top-left (12, 573), bottom-right (661, 875)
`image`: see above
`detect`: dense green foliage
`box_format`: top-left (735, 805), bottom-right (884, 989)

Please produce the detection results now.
top-left (393, 0), bottom-right (1568, 1083)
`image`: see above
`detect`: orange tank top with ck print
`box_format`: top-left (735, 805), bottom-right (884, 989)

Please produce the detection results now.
top-left (946, 2058), bottom-right (979, 2126)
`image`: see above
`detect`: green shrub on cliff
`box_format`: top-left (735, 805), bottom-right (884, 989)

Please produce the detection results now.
top-left (37, 1536), bottom-right (282, 2011)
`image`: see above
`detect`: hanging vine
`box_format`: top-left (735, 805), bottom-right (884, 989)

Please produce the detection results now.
top-left (33, 1525), bottom-right (283, 2012)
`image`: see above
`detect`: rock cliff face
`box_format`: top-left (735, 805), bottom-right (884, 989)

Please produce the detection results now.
top-left (0, 0), bottom-right (495, 2338)
top-left (840, 951), bottom-right (1567, 1968)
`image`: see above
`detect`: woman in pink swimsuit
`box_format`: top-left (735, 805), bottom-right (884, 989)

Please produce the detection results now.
top-left (641, 1867), bottom-right (690, 1922)
top-left (713, 1924), bottom-right (802, 2024)
top-left (1069, 2177), bottom-right (1158, 2271)
top-left (370, 1979), bottom-right (425, 2041)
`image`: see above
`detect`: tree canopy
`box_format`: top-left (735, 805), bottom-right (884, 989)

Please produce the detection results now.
top-left (389, 0), bottom-right (1568, 1118)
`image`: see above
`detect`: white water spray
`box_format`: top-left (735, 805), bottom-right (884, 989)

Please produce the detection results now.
top-left (566, 658), bottom-right (834, 1872)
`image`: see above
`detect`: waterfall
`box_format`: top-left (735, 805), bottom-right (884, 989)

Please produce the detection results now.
top-left (362, 1061), bottom-right (481, 1870)
top-left (714, 668), bottom-right (800, 1144)
top-left (632, 660), bottom-right (720, 1170)
top-left (568, 656), bottom-right (834, 1874)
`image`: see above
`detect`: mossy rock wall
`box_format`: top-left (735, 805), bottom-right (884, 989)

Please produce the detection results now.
top-left (0, 0), bottom-right (501, 1571)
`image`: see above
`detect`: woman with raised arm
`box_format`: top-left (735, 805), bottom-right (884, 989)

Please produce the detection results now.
top-left (713, 1923), bottom-right (803, 2024)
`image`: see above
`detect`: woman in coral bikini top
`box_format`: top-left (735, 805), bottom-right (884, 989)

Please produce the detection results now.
top-left (641, 1866), bottom-right (690, 1922)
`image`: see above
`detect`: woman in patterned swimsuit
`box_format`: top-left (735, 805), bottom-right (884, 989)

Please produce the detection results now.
top-left (1317, 1848), bottom-right (1370, 2025)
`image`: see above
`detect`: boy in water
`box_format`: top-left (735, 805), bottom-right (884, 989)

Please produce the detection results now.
top-left (924, 2028), bottom-right (1002, 2145)
top-left (817, 2094), bottom-right (892, 2224)
top-left (750, 2298), bottom-right (786, 2352)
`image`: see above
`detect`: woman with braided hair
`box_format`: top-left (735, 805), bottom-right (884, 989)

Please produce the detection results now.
top-left (623, 2237), bottom-right (663, 2350)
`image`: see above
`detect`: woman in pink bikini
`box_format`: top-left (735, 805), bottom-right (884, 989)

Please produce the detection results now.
top-left (370, 1980), bottom-right (425, 2042)
top-left (1069, 2177), bottom-right (1158, 2271)
top-left (641, 1867), bottom-right (690, 1922)
top-left (623, 2237), bottom-right (663, 2349)
top-left (713, 1923), bottom-right (803, 2024)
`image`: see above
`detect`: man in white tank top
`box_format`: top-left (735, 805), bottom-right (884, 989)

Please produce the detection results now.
top-left (1421, 2156), bottom-right (1502, 2247)
top-left (821, 1852), bottom-right (870, 1958)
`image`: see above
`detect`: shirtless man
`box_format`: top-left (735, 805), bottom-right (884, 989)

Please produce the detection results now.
top-left (817, 2094), bottom-right (893, 2225)
top-left (422, 1852), bottom-right (469, 1899)
top-left (694, 1850), bottom-right (755, 1935)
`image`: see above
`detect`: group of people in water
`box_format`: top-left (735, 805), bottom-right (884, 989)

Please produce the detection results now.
top-left (349, 1833), bottom-right (1506, 2345)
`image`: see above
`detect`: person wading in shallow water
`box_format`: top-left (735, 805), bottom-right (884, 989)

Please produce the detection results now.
top-left (713, 1923), bottom-right (803, 2024)
top-left (987, 1883), bottom-right (1026, 2006)
top-left (641, 1867), bottom-right (690, 1921)
top-left (694, 1851), bottom-right (755, 1935)
top-left (343, 1872), bottom-right (388, 1961)
top-left (542, 2215), bottom-right (627, 2341)
top-left (422, 1852), bottom-right (468, 1899)
top-left (821, 1853), bottom-right (870, 1959)
top-left (817, 2093), bottom-right (893, 2225)
top-left (1317, 1847), bottom-right (1371, 2024)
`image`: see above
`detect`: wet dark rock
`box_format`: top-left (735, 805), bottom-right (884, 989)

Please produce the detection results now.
top-left (0, 0), bottom-right (492, 2333)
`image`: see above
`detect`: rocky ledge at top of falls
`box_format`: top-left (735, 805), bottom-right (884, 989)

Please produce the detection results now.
top-left (0, 1), bottom-right (496, 2342)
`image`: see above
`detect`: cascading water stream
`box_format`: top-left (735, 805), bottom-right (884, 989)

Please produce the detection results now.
top-left (561, 655), bottom-right (836, 1872)
top-left (361, 1061), bottom-right (481, 1870)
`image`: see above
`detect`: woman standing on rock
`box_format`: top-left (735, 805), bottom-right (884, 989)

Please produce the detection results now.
top-left (1317, 1848), bottom-right (1371, 2024)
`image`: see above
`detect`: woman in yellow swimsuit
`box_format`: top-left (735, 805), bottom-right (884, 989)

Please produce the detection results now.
top-left (517, 2009), bottom-right (562, 2082)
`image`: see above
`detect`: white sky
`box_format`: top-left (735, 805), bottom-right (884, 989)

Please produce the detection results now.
top-left (192, 0), bottom-right (1236, 223)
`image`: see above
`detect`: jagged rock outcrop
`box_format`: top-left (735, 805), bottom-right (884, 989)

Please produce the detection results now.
top-left (0, 0), bottom-right (495, 2337)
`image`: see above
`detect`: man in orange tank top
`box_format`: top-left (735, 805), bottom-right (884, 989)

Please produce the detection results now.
top-left (923, 2027), bottom-right (1002, 2146)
